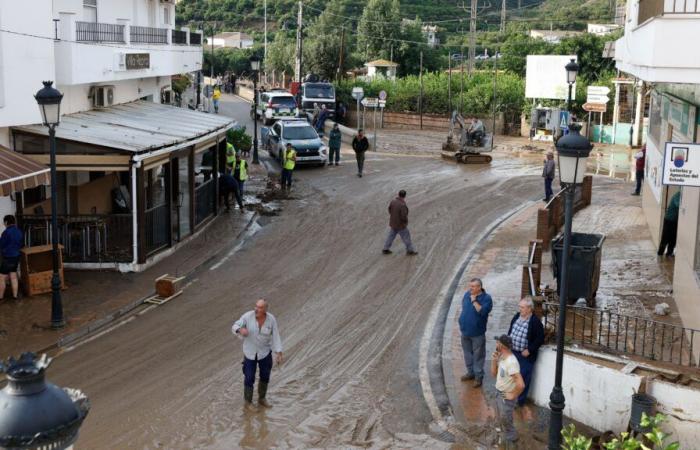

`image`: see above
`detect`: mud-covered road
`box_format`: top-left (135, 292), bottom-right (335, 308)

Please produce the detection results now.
top-left (49, 96), bottom-right (544, 449)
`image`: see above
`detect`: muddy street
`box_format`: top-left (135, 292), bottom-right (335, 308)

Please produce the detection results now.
top-left (47, 96), bottom-right (544, 449)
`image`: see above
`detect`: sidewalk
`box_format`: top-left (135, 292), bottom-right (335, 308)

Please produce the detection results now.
top-left (444, 176), bottom-right (679, 448)
top-left (0, 163), bottom-right (270, 358)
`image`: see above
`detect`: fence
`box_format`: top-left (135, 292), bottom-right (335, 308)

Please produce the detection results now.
top-left (130, 25), bottom-right (168, 44)
top-left (144, 204), bottom-right (169, 256)
top-left (543, 302), bottom-right (700, 368)
top-left (75, 21), bottom-right (125, 43)
top-left (536, 176), bottom-right (593, 250)
top-left (171, 29), bottom-right (187, 45)
top-left (20, 214), bottom-right (133, 263)
top-left (194, 180), bottom-right (215, 226)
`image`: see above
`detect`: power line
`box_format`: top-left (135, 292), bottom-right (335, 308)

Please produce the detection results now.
top-left (303, 3), bottom-right (468, 25)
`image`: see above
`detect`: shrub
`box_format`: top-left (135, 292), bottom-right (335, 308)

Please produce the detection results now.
top-left (227, 126), bottom-right (252, 152)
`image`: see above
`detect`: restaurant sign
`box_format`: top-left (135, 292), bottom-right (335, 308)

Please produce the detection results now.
top-left (125, 53), bottom-right (150, 70)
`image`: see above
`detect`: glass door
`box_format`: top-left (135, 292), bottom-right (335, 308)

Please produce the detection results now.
top-left (170, 153), bottom-right (192, 242)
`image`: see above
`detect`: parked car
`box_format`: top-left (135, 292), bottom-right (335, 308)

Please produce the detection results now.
top-left (261, 118), bottom-right (328, 167)
top-left (251, 89), bottom-right (300, 125)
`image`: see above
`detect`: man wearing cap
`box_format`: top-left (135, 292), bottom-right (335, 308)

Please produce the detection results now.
top-left (542, 150), bottom-right (556, 202)
top-left (491, 334), bottom-right (525, 445)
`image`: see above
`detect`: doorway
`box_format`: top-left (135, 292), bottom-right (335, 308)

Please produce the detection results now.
top-left (170, 150), bottom-right (192, 242)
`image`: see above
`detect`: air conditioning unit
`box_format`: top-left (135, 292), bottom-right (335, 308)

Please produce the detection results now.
top-left (93, 85), bottom-right (115, 108)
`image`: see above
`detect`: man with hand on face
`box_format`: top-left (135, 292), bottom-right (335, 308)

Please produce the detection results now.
top-left (232, 299), bottom-right (284, 411)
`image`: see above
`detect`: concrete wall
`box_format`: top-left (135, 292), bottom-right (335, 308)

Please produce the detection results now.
top-left (529, 346), bottom-right (700, 447)
top-left (59, 77), bottom-right (168, 115)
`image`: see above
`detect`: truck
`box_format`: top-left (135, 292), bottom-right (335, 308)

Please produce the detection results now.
top-left (291, 74), bottom-right (336, 120)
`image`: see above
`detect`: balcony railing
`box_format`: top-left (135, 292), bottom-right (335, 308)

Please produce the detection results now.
top-left (190, 32), bottom-right (202, 45)
top-left (543, 302), bottom-right (700, 368)
top-left (639, 0), bottom-right (700, 24)
top-left (19, 214), bottom-right (133, 263)
top-left (130, 25), bottom-right (168, 44)
top-left (172, 29), bottom-right (188, 45)
top-left (76, 21), bottom-right (125, 43)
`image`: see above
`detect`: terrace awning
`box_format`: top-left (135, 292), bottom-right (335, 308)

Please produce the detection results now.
top-left (0, 146), bottom-right (50, 196)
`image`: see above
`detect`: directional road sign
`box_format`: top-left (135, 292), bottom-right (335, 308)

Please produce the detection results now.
top-left (362, 97), bottom-right (378, 107)
top-left (351, 87), bottom-right (364, 100)
top-left (586, 94), bottom-right (610, 104)
top-left (587, 86), bottom-right (611, 96)
top-left (379, 90), bottom-right (387, 101)
top-left (378, 99), bottom-right (386, 108)
top-left (583, 102), bottom-right (607, 113)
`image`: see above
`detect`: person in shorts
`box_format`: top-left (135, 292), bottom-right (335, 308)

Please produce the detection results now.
top-left (1, 215), bottom-right (24, 299)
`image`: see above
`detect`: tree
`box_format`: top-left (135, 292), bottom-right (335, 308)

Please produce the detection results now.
top-left (266, 31), bottom-right (296, 74)
top-left (357, 0), bottom-right (401, 61)
top-left (304, 0), bottom-right (355, 80)
top-left (500, 31), bottom-right (556, 77)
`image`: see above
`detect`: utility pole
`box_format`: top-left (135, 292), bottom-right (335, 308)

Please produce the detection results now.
top-left (448, 52), bottom-right (452, 114)
top-left (264, 0), bottom-right (268, 78)
top-left (419, 51), bottom-right (423, 130)
top-left (210, 27), bottom-right (215, 84)
top-left (460, 51), bottom-right (464, 114)
top-left (500, 0), bottom-right (507, 33)
top-left (337, 27), bottom-right (345, 81)
top-left (295, 0), bottom-right (303, 107)
top-left (469, 0), bottom-right (477, 74)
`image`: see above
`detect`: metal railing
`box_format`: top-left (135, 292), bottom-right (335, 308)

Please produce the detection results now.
top-left (639, 0), bottom-right (700, 24)
top-left (19, 214), bottom-right (133, 263)
top-left (189, 32), bottom-right (202, 45)
top-left (76, 21), bottom-right (125, 43)
top-left (543, 302), bottom-right (700, 368)
top-left (195, 180), bottom-right (215, 226)
top-left (130, 25), bottom-right (168, 44)
top-left (172, 29), bottom-right (187, 45)
top-left (145, 203), bottom-right (169, 256)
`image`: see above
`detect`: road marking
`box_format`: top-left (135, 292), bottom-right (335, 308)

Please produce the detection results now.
top-left (63, 316), bottom-right (136, 353)
top-left (209, 223), bottom-right (261, 271)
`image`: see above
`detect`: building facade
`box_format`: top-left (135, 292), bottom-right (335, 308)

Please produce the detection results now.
top-left (615, 0), bottom-right (700, 347)
top-left (212, 32), bottom-right (253, 49)
top-left (0, 0), bottom-right (235, 272)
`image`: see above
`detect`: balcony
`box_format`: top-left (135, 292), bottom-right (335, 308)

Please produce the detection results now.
top-left (54, 16), bottom-right (203, 86)
top-left (638, 0), bottom-right (700, 24)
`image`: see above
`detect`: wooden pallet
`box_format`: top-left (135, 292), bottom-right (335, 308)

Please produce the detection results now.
top-left (144, 274), bottom-right (185, 305)
top-left (144, 290), bottom-right (183, 306)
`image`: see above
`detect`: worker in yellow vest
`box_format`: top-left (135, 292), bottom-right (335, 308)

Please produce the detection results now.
top-left (234, 153), bottom-right (248, 193)
top-left (281, 143), bottom-right (296, 191)
top-left (226, 142), bottom-right (236, 173)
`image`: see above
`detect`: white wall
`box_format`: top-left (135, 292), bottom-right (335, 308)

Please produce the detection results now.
top-left (59, 76), bottom-right (170, 114)
top-left (529, 347), bottom-right (700, 448)
top-left (0, 0), bottom-right (56, 128)
top-left (53, 0), bottom-right (173, 27)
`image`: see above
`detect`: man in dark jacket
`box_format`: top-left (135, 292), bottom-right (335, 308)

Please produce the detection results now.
top-left (507, 296), bottom-right (544, 405)
top-left (542, 150), bottom-right (555, 202)
top-left (459, 278), bottom-right (493, 387)
top-left (219, 171), bottom-right (244, 212)
top-left (382, 190), bottom-right (417, 255)
top-left (0, 215), bottom-right (23, 300)
top-left (352, 129), bottom-right (370, 178)
top-left (632, 145), bottom-right (646, 196)
top-left (328, 123), bottom-right (342, 166)
top-left (658, 190), bottom-right (681, 256)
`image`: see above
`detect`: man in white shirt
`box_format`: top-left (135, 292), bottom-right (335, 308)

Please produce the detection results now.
top-left (232, 299), bottom-right (284, 411)
top-left (490, 334), bottom-right (525, 444)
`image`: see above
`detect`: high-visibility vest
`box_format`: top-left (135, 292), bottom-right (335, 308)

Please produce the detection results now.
top-left (284, 149), bottom-right (296, 170)
top-left (226, 143), bottom-right (236, 167)
top-left (237, 160), bottom-right (248, 181)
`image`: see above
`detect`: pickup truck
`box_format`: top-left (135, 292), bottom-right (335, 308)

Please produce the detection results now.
top-left (261, 118), bottom-right (328, 167)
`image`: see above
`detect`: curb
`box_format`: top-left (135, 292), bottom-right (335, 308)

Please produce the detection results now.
top-left (418, 200), bottom-right (534, 442)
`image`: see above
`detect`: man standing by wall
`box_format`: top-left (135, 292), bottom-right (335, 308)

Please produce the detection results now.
top-left (632, 145), bottom-right (646, 196)
top-left (491, 334), bottom-right (525, 445)
top-left (0, 215), bottom-right (23, 300)
top-left (507, 297), bottom-right (544, 406)
top-left (658, 190), bottom-right (681, 256)
top-left (352, 129), bottom-right (369, 178)
top-left (542, 151), bottom-right (556, 202)
top-left (382, 190), bottom-right (418, 256)
top-left (232, 299), bottom-right (284, 411)
top-left (459, 278), bottom-right (493, 388)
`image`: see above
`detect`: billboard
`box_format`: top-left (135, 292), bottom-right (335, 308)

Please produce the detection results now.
top-left (525, 55), bottom-right (577, 100)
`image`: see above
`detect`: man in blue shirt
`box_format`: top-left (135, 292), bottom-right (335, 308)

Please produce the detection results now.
top-left (1, 215), bottom-right (24, 300)
top-left (458, 277), bottom-right (493, 387)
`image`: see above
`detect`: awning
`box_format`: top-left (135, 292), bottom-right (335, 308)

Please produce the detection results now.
top-left (13, 101), bottom-right (236, 156)
top-left (0, 146), bottom-right (51, 196)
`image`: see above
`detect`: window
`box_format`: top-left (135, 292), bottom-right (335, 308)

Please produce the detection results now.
top-left (83, 0), bottom-right (97, 22)
top-left (163, 7), bottom-right (170, 26)
top-left (283, 125), bottom-right (318, 140)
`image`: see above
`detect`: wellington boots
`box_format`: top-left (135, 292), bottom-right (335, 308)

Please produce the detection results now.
top-left (258, 382), bottom-right (272, 408)
top-left (244, 386), bottom-right (258, 412)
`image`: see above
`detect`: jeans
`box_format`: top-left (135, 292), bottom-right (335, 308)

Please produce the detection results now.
top-left (281, 168), bottom-right (293, 188)
top-left (497, 396), bottom-right (518, 442)
top-left (635, 169), bottom-right (644, 194)
top-left (237, 180), bottom-right (245, 194)
top-left (355, 152), bottom-right (365, 175)
top-left (383, 228), bottom-right (415, 253)
top-left (221, 182), bottom-right (243, 210)
top-left (658, 218), bottom-right (678, 255)
top-left (514, 351), bottom-right (534, 405)
top-left (213, 99), bottom-right (220, 113)
top-left (329, 146), bottom-right (340, 164)
top-left (460, 334), bottom-right (486, 380)
top-left (242, 352), bottom-right (273, 388)
top-left (544, 177), bottom-right (554, 200)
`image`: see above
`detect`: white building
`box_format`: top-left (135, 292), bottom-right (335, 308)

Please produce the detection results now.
top-left (0, 0), bottom-right (235, 272)
top-left (212, 32), bottom-right (253, 49)
top-left (529, 29), bottom-right (583, 44)
top-left (422, 25), bottom-right (439, 49)
top-left (586, 23), bottom-right (620, 36)
top-left (363, 59), bottom-right (398, 81)
top-left (615, 0), bottom-right (700, 355)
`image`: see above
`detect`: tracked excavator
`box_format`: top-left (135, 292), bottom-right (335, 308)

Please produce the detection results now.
top-left (441, 111), bottom-right (493, 164)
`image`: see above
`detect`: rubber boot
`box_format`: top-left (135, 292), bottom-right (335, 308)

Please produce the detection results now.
top-left (258, 382), bottom-right (272, 408)
top-left (244, 386), bottom-right (258, 412)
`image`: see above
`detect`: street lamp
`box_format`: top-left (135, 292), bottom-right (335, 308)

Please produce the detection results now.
top-left (34, 81), bottom-right (65, 329)
top-left (565, 58), bottom-right (579, 114)
top-left (548, 122), bottom-right (592, 450)
top-left (249, 55), bottom-right (261, 165)
top-left (0, 352), bottom-right (90, 449)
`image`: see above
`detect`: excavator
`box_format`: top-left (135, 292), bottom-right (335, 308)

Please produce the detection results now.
top-left (441, 111), bottom-right (493, 164)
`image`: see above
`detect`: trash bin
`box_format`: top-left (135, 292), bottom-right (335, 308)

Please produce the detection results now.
top-left (630, 393), bottom-right (656, 432)
top-left (551, 232), bottom-right (605, 306)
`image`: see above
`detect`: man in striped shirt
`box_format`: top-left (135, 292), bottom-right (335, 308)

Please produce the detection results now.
top-left (507, 297), bottom-right (544, 406)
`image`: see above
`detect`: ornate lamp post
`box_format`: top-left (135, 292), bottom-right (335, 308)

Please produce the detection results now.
top-left (548, 122), bottom-right (593, 450)
top-left (565, 58), bottom-right (579, 114)
top-left (34, 81), bottom-right (65, 329)
top-left (249, 55), bottom-right (261, 165)
top-left (0, 353), bottom-right (90, 449)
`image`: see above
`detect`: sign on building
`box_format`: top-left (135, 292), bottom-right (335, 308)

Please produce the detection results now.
top-left (125, 53), bottom-right (150, 70)
top-left (662, 142), bottom-right (700, 187)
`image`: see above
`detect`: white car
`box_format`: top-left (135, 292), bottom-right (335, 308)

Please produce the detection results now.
top-left (252, 90), bottom-right (300, 125)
